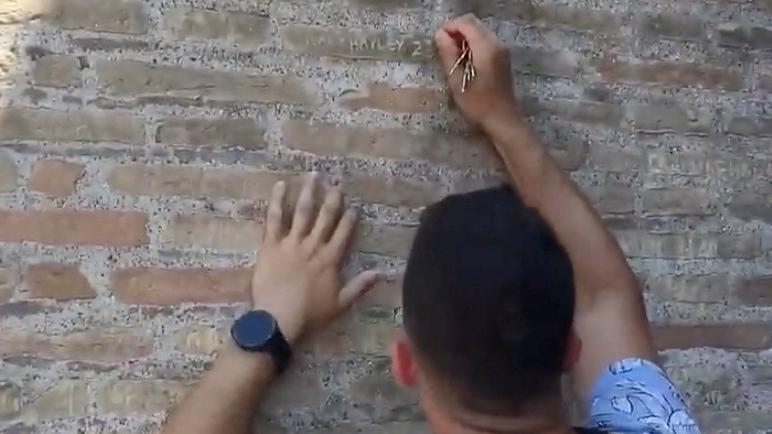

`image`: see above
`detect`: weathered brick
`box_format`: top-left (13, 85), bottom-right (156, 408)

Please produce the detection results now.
top-left (95, 380), bottom-right (188, 415)
top-left (33, 381), bottom-right (88, 419)
top-left (653, 324), bottom-right (771, 350)
top-left (0, 328), bottom-right (152, 361)
top-left (45, 0), bottom-right (147, 34)
top-left (616, 232), bottom-right (717, 259)
top-left (0, 108), bottom-right (144, 144)
top-left (109, 164), bottom-right (443, 208)
top-left (646, 274), bottom-right (730, 303)
top-left (533, 99), bottom-right (623, 127)
top-left (698, 412), bottom-right (772, 432)
top-left (261, 366), bottom-right (328, 414)
top-left (632, 102), bottom-right (713, 135)
top-left (357, 223), bottom-right (416, 258)
top-left (760, 75), bottom-right (772, 92)
top-left (96, 60), bottom-right (316, 106)
top-left (599, 56), bottom-right (743, 90)
top-left (0, 301), bottom-right (47, 318)
top-left (638, 14), bottom-right (704, 42)
top-left (70, 37), bottom-right (150, 51)
top-left (32, 55), bottom-right (80, 88)
top-left (0, 151), bottom-right (17, 193)
top-left (0, 384), bottom-right (21, 418)
top-left (736, 276), bottom-right (772, 306)
top-left (155, 118), bottom-right (265, 149)
top-left (304, 314), bottom-right (396, 358)
top-left (0, 264), bottom-right (19, 303)
top-left (726, 116), bottom-right (772, 137)
top-left (718, 23), bottom-right (772, 50)
top-left (171, 326), bottom-right (226, 355)
top-left (26, 263), bottom-right (96, 300)
top-left (647, 152), bottom-right (707, 175)
top-left (0, 210), bottom-right (148, 247)
top-left (281, 25), bottom-right (431, 62)
top-left (111, 267), bottom-right (251, 305)
top-left (0, 0), bottom-right (46, 24)
top-left (358, 276), bottom-right (402, 311)
top-left (511, 46), bottom-right (581, 78)
top-left (524, 4), bottom-right (619, 34)
top-left (641, 188), bottom-right (714, 216)
top-left (162, 216), bottom-right (262, 251)
top-left (708, 158), bottom-right (754, 179)
top-left (282, 119), bottom-right (500, 168)
top-left (348, 358), bottom-right (419, 421)
top-left (717, 233), bottom-right (761, 259)
top-left (589, 146), bottom-right (643, 172)
top-left (729, 192), bottom-right (772, 224)
top-left (585, 185), bottom-right (635, 214)
top-left (29, 160), bottom-right (84, 198)
top-left (165, 8), bottom-right (271, 46)
top-left (339, 83), bottom-right (444, 113)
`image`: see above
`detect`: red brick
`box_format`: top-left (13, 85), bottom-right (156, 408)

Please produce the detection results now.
top-left (339, 83), bottom-right (444, 113)
top-left (729, 192), bottom-right (772, 224)
top-left (615, 232), bottom-right (717, 259)
top-left (0, 150), bottom-right (16, 193)
top-left (155, 118), bottom-right (265, 149)
top-left (162, 215), bottom-right (262, 251)
top-left (45, 0), bottom-right (148, 34)
top-left (28, 160), bottom-right (84, 198)
top-left (0, 210), bottom-right (147, 247)
top-left (96, 59), bottom-right (317, 106)
top-left (736, 277), bottom-right (772, 306)
top-left (632, 102), bottom-right (713, 135)
top-left (26, 263), bottom-right (96, 300)
top-left (0, 108), bottom-right (144, 144)
top-left (511, 45), bottom-right (581, 78)
top-left (165, 8), bottom-right (271, 46)
top-left (32, 55), bottom-right (81, 88)
top-left (653, 324), bottom-right (771, 350)
top-left (109, 164), bottom-right (443, 208)
top-left (585, 184), bottom-right (635, 214)
top-left (599, 55), bottom-right (743, 90)
top-left (0, 264), bottom-right (19, 303)
top-left (94, 380), bottom-right (189, 415)
top-left (0, 328), bottom-right (152, 361)
top-left (645, 274), bottom-right (730, 303)
top-left (111, 267), bottom-right (251, 305)
top-left (638, 14), bottom-right (704, 42)
top-left (726, 116), bottom-right (772, 137)
top-left (641, 188), bottom-right (715, 216)
top-left (282, 119), bottom-right (500, 169)
top-left (718, 23), bottom-right (772, 50)
top-left (357, 223), bottom-right (416, 258)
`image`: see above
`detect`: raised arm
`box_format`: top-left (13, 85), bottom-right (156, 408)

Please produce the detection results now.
top-left (161, 174), bottom-right (380, 434)
top-left (435, 15), bottom-right (657, 396)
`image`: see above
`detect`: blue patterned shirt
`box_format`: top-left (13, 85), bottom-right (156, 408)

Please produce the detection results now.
top-left (585, 358), bottom-right (701, 433)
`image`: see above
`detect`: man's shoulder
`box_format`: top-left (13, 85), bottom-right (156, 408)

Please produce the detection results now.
top-left (584, 358), bottom-right (701, 434)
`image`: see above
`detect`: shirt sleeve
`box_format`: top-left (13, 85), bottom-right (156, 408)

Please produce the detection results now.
top-left (584, 358), bottom-right (701, 434)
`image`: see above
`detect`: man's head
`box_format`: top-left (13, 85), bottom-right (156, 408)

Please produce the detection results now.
top-left (392, 185), bottom-right (578, 426)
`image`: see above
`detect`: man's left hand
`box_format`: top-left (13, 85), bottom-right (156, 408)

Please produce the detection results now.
top-left (250, 173), bottom-right (381, 345)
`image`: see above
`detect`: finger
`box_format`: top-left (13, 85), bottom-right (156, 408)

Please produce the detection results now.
top-left (325, 208), bottom-right (358, 262)
top-left (434, 28), bottom-right (461, 73)
top-left (264, 180), bottom-right (287, 243)
top-left (307, 186), bottom-right (343, 250)
top-left (290, 172), bottom-right (318, 239)
top-left (442, 14), bottom-right (497, 51)
top-left (338, 270), bottom-right (382, 310)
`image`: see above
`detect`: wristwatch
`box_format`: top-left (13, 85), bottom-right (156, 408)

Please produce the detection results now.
top-left (230, 310), bottom-right (292, 373)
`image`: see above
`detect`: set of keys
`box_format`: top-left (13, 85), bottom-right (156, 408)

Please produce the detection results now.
top-left (448, 39), bottom-right (476, 93)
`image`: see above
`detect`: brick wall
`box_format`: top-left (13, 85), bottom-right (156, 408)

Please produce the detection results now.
top-left (0, 0), bottom-right (770, 432)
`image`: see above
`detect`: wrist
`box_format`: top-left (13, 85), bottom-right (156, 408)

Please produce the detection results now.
top-left (251, 303), bottom-right (303, 347)
top-left (481, 101), bottom-right (526, 133)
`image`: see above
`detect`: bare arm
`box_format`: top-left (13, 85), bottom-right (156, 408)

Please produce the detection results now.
top-left (434, 15), bottom-right (656, 397)
top-left (161, 174), bottom-right (380, 434)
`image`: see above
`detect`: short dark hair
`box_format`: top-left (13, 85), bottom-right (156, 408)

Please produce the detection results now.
top-left (403, 185), bottom-right (575, 415)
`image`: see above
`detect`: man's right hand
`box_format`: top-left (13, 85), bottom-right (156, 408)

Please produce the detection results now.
top-left (434, 14), bottom-right (521, 127)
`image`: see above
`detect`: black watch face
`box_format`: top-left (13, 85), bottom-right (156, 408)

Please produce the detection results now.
top-left (234, 310), bottom-right (277, 348)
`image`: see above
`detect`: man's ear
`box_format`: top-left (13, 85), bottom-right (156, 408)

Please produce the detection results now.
top-left (391, 329), bottom-right (418, 388)
top-left (563, 329), bottom-right (582, 371)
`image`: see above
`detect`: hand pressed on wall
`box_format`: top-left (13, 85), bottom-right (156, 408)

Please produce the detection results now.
top-left (250, 173), bottom-right (382, 345)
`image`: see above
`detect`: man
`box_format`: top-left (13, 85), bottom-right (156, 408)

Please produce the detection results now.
top-left (161, 15), bottom-right (700, 434)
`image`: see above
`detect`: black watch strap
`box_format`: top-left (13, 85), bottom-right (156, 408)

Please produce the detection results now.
top-left (230, 310), bottom-right (292, 374)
